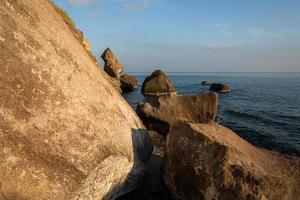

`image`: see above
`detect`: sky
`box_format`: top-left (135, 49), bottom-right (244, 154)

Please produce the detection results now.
top-left (53, 0), bottom-right (300, 72)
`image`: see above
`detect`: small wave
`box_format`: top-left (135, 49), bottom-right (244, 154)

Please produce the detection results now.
top-left (224, 110), bottom-right (292, 127)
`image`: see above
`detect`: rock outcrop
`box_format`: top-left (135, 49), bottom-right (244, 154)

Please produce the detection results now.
top-left (136, 93), bottom-right (218, 135)
top-left (163, 123), bottom-right (300, 200)
top-left (0, 1), bottom-right (152, 199)
top-left (120, 74), bottom-right (138, 93)
top-left (209, 83), bottom-right (231, 93)
top-left (142, 70), bottom-right (176, 96)
top-left (101, 48), bottom-right (124, 79)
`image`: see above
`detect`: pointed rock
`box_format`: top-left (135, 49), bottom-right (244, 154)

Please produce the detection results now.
top-left (101, 48), bottom-right (124, 79)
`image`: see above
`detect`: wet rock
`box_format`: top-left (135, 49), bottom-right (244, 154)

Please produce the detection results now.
top-left (209, 83), bottom-right (231, 93)
top-left (163, 122), bottom-right (300, 200)
top-left (0, 1), bottom-right (152, 199)
top-left (120, 74), bottom-right (138, 93)
top-left (136, 93), bottom-right (218, 135)
top-left (142, 70), bottom-right (176, 96)
top-left (101, 48), bottom-right (124, 79)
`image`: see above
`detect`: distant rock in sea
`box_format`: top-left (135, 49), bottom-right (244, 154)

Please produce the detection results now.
top-left (142, 70), bottom-right (177, 96)
top-left (101, 47), bottom-right (124, 79)
top-left (136, 93), bottom-right (218, 135)
top-left (163, 122), bottom-right (300, 200)
top-left (0, 1), bottom-right (153, 199)
top-left (209, 83), bottom-right (231, 93)
top-left (201, 80), bottom-right (211, 86)
top-left (120, 74), bottom-right (138, 93)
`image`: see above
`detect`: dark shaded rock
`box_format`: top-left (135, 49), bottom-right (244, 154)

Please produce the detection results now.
top-left (0, 1), bottom-right (152, 199)
top-left (142, 70), bottom-right (176, 96)
top-left (122, 74), bottom-right (138, 87)
top-left (136, 93), bottom-right (218, 135)
top-left (120, 74), bottom-right (138, 93)
top-left (117, 131), bottom-right (171, 200)
top-left (209, 83), bottom-right (231, 93)
top-left (163, 122), bottom-right (300, 200)
top-left (101, 48), bottom-right (124, 79)
top-left (201, 81), bottom-right (211, 86)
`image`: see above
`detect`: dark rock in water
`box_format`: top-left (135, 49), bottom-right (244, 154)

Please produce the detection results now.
top-left (163, 122), bottom-right (300, 200)
top-left (122, 74), bottom-right (138, 87)
top-left (0, 1), bottom-right (153, 199)
top-left (136, 93), bottom-right (218, 135)
top-left (120, 74), bottom-right (138, 93)
top-left (142, 70), bottom-right (177, 96)
top-left (101, 48), bottom-right (124, 79)
top-left (209, 83), bottom-right (231, 93)
top-left (201, 80), bottom-right (211, 86)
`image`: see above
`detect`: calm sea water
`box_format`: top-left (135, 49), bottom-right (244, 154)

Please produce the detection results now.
top-left (123, 72), bottom-right (300, 156)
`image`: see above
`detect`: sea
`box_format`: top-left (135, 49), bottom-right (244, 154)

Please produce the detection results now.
top-left (123, 72), bottom-right (300, 157)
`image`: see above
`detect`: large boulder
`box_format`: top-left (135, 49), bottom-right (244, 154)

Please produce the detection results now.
top-left (120, 74), bottom-right (138, 93)
top-left (0, 1), bottom-right (152, 200)
top-left (101, 48), bottom-right (124, 79)
top-left (136, 93), bottom-right (218, 135)
top-left (163, 123), bottom-right (300, 200)
top-left (209, 83), bottom-right (231, 93)
top-left (142, 70), bottom-right (176, 96)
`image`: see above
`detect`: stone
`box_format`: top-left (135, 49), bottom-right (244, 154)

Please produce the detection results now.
top-left (120, 74), bottom-right (138, 93)
top-left (101, 48), bottom-right (124, 79)
top-left (104, 72), bottom-right (122, 93)
top-left (136, 93), bottom-right (218, 135)
top-left (163, 122), bottom-right (300, 200)
top-left (0, 1), bottom-right (152, 199)
top-left (209, 83), bottom-right (231, 93)
top-left (142, 70), bottom-right (176, 96)
top-left (201, 80), bottom-right (211, 86)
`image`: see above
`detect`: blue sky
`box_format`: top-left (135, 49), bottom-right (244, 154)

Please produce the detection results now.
top-left (53, 0), bottom-right (300, 72)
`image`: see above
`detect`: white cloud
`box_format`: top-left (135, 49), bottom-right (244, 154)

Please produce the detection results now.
top-left (123, 0), bottom-right (150, 13)
top-left (201, 23), bottom-right (235, 36)
top-left (67, 0), bottom-right (104, 7)
top-left (248, 28), bottom-right (280, 38)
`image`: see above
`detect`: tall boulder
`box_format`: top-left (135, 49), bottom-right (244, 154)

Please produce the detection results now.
top-left (0, 1), bottom-right (152, 199)
top-left (101, 48), bottom-right (124, 79)
top-left (136, 93), bottom-right (218, 135)
top-left (163, 123), bottom-right (300, 200)
top-left (142, 70), bottom-right (176, 96)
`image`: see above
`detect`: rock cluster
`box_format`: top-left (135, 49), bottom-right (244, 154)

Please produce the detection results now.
top-left (142, 70), bottom-right (177, 96)
top-left (101, 48), bottom-right (138, 93)
top-left (0, 1), bottom-right (152, 199)
top-left (136, 93), bottom-right (218, 135)
top-left (163, 123), bottom-right (300, 200)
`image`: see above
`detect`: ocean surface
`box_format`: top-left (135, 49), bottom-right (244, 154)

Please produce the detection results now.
top-left (123, 72), bottom-right (300, 156)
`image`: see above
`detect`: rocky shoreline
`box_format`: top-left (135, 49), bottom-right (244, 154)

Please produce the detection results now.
top-left (0, 1), bottom-right (299, 200)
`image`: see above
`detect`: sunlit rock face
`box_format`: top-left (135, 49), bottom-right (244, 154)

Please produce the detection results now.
top-left (0, 0), bottom-right (152, 199)
top-left (101, 48), bottom-right (124, 80)
top-left (136, 93), bottom-right (218, 135)
top-left (163, 123), bottom-right (300, 200)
